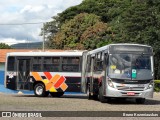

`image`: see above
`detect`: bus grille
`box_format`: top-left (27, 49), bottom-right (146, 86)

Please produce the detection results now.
top-left (116, 86), bottom-right (145, 91)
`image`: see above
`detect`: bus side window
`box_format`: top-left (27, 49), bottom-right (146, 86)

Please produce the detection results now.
top-left (43, 57), bottom-right (60, 72)
top-left (33, 57), bottom-right (42, 71)
top-left (62, 57), bottom-right (80, 72)
top-left (104, 53), bottom-right (109, 70)
top-left (87, 55), bottom-right (91, 72)
top-left (94, 52), bottom-right (103, 71)
top-left (7, 57), bottom-right (15, 71)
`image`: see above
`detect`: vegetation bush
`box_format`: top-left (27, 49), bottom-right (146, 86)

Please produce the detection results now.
top-left (154, 80), bottom-right (160, 92)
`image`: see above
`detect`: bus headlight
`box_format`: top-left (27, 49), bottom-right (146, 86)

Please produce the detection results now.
top-left (147, 81), bottom-right (154, 89)
top-left (108, 80), bottom-right (114, 88)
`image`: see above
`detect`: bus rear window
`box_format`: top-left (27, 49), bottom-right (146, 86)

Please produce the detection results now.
top-left (7, 57), bottom-right (15, 71)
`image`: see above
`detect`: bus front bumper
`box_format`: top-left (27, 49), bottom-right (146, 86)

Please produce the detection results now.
top-left (105, 87), bottom-right (154, 98)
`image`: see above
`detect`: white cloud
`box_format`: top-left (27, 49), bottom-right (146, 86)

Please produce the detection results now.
top-left (0, 38), bottom-right (27, 45)
top-left (0, 0), bottom-right (82, 45)
top-left (20, 5), bottom-right (46, 13)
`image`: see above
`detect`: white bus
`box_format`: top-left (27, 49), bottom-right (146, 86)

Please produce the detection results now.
top-left (81, 44), bottom-right (154, 104)
top-left (5, 51), bottom-right (83, 97)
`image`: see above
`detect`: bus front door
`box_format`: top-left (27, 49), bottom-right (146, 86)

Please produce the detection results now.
top-left (17, 59), bottom-right (31, 90)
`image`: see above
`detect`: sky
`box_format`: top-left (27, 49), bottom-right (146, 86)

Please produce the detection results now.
top-left (0, 0), bottom-right (82, 45)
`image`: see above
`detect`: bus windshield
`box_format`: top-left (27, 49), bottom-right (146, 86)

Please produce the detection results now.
top-left (108, 54), bottom-right (153, 80)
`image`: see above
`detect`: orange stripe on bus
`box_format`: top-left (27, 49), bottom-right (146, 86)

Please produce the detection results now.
top-left (44, 72), bottom-right (52, 80)
top-left (60, 83), bottom-right (68, 91)
top-left (31, 72), bottom-right (42, 81)
top-left (50, 74), bottom-right (60, 83)
top-left (54, 76), bottom-right (65, 89)
top-left (46, 82), bottom-right (53, 91)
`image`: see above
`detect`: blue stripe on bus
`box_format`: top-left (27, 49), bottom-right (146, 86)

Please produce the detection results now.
top-left (0, 71), bottom-right (4, 85)
top-left (0, 84), bottom-right (17, 93)
top-left (0, 86), bottom-right (83, 94)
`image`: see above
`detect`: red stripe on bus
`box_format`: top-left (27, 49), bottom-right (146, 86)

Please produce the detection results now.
top-left (44, 72), bottom-right (52, 80)
top-left (54, 76), bottom-right (65, 89)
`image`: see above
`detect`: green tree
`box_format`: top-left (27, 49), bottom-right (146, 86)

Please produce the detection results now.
top-left (110, 0), bottom-right (160, 79)
top-left (0, 43), bottom-right (11, 49)
top-left (81, 21), bottom-right (113, 49)
top-left (51, 13), bottom-right (112, 50)
top-left (43, 0), bottom-right (131, 46)
top-left (41, 0), bottom-right (160, 79)
top-left (42, 0), bottom-right (130, 42)
top-left (40, 17), bottom-right (60, 49)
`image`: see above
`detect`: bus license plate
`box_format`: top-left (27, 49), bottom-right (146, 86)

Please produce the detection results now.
top-left (127, 92), bottom-right (135, 96)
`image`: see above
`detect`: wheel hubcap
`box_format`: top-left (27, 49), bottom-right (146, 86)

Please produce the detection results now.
top-left (36, 86), bottom-right (43, 95)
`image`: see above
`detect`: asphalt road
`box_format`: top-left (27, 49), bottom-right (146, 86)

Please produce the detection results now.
top-left (0, 92), bottom-right (160, 111)
top-left (0, 92), bottom-right (160, 119)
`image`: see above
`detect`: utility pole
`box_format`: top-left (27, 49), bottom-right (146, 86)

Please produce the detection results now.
top-left (43, 23), bottom-right (45, 52)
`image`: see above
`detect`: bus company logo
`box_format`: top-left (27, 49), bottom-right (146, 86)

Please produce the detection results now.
top-left (8, 72), bottom-right (14, 79)
top-left (31, 72), bottom-right (68, 92)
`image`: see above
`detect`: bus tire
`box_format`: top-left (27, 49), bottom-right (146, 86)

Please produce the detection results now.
top-left (136, 98), bottom-right (145, 104)
top-left (92, 94), bottom-right (98, 100)
top-left (44, 92), bottom-right (49, 97)
top-left (50, 92), bottom-right (64, 97)
top-left (99, 85), bottom-right (106, 103)
top-left (34, 83), bottom-right (48, 97)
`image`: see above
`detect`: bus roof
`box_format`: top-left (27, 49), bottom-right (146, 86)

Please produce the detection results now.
top-left (6, 51), bottom-right (84, 57)
top-left (88, 43), bottom-right (152, 55)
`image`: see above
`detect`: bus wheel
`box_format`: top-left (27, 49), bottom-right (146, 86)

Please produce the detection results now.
top-left (136, 98), bottom-right (145, 104)
top-left (99, 85), bottom-right (106, 103)
top-left (50, 92), bottom-right (64, 97)
top-left (92, 94), bottom-right (98, 100)
top-left (34, 83), bottom-right (49, 97)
